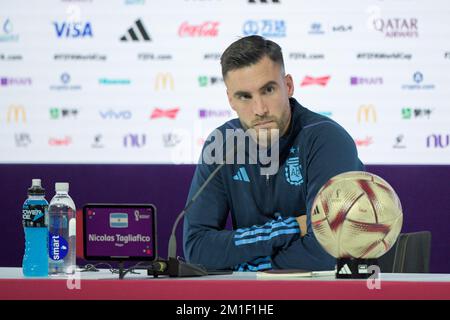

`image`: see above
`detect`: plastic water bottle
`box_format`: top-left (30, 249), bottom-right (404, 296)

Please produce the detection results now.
top-left (22, 179), bottom-right (49, 277)
top-left (48, 182), bottom-right (76, 275)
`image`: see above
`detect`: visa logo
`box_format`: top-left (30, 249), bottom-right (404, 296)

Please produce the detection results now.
top-left (100, 110), bottom-right (132, 119)
top-left (110, 213), bottom-right (128, 228)
top-left (53, 22), bottom-right (93, 38)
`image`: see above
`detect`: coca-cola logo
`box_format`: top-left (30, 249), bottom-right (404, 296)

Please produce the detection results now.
top-left (178, 21), bottom-right (219, 37)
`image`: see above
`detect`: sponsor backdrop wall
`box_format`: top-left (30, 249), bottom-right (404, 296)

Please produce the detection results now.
top-left (1, 0), bottom-right (449, 271)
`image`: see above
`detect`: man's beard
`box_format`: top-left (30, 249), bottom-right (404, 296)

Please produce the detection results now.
top-left (240, 116), bottom-right (282, 148)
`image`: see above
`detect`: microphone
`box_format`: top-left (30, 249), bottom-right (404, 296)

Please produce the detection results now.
top-left (149, 132), bottom-right (239, 277)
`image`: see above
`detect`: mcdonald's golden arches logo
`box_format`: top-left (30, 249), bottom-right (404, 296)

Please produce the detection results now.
top-left (7, 105), bottom-right (26, 123)
top-left (357, 105), bottom-right (377, 123)
top-left (154, 73), bottom-right (174, 91)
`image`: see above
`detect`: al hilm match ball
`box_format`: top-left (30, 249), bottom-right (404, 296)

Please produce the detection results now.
top-left (311, 171), bottom-right (403, 259)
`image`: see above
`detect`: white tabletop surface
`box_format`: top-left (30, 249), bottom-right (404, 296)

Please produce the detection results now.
top-left (1, 267), bottom-right (450, 282)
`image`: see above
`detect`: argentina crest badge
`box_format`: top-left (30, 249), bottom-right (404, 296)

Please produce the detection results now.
top-left (285, 147), bottom-right (304, 186)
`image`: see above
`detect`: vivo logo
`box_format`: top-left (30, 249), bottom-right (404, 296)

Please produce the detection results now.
top-left (53, 22), bottom-right (93, 38)
top-left (426, 134), bottom-right (449, 148)
top-left (100, 110), bottom-right (132, 119)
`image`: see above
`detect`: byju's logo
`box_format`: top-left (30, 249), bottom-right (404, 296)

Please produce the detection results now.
top-left (0, 18), bottom-right (19, 42)
top-left (401, 108), bottom-right (433, 120)
top-left (178, 21), bottom-right (220, 37)
top-left (0, 76), bottom-right (32, 87)
top-left (300, 76), bottom-right (330, 87)
top-left (308, 23), bottom-right (324, 35)
top-left (243, 20), bottom-right (286, 37)
top-left (150, 107), bottom-right (179, 119)
top-left (402, 72), bottom-right (435, 90)
top-left (199, 109), bottom-right (232, 119)
top-left (198, 76), bottom-right (224, 87)
top-left (120, 19), bottom-right (151, 42)
top-left (123, 134), bottom-right (146, 148)
top-left (350, 77), bottom-right (383, 86)
top-left (53, 21), bottom-right (93, 38)
top-left (372, 18), bottom-right (418, 38)
top-left (426, 134), bottom-right (449, 148)
top-left (99, 109), bottom-right (132, 120)
top-left (49, 73), bottom-right (82, 91)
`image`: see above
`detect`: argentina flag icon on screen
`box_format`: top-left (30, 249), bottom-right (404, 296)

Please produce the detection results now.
top-left (109, 213), bottom-right (128, 228)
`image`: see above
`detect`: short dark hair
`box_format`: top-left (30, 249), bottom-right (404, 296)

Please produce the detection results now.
top-left (220, 35), bottom-right (285, 79)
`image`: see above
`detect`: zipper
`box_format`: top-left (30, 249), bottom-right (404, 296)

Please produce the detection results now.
top-left (265, 174), bottom-right (271, 215)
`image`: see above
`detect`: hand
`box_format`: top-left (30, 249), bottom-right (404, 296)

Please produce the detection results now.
top-left (296, 215), bottom-right (307, 237)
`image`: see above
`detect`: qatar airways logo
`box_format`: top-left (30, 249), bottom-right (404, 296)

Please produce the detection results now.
top-left (178, 21), bottom-right (219, 37)
top-left (372, 18), bottom-right (418, 38)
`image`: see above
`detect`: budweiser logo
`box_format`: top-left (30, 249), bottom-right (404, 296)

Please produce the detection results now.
top-left (150, 108), bottom-right (180, 119)
top-left (178, 21), bottom-right (219, 37)
top-left (300, 76), bottom-right (330, 87)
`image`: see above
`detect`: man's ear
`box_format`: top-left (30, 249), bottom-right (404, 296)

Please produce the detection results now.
top-left (285, 74), bottom-right (294, 97)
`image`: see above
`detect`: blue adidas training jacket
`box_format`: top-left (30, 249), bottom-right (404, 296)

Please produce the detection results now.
top-left (183, 98), bottom-right (365, 271)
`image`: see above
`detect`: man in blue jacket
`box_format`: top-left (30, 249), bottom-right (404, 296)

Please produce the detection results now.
top-left (183, 35), bottom-right (364, 271)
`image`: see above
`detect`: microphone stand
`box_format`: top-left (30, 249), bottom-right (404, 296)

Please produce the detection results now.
top-left (148, 163), bottom-right (225, 277)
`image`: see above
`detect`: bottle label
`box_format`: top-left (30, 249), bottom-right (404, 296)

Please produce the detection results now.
top-left (49, 233), bottom-right (69, 261)
top-left (22, 204), bottom-right (47, 228)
